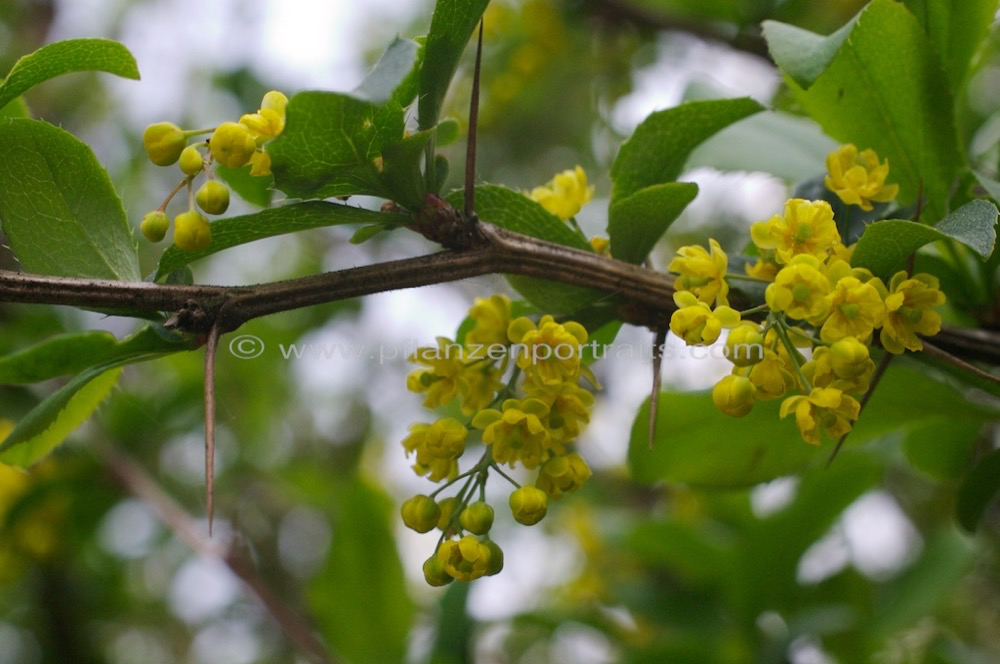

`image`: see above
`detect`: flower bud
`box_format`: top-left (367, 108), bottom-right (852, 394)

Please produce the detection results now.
top-left (483, 540), bottom-right (504, 576)
top-left (711, 375), bottom-right (756, 417)
top-left (142, 121), bottom-right (186, 166)
top-left (829, 337), bottom-right (871, 379)
top-left (509, 485), bottom-right (548, 525)
top-left (436, 496), bottom-right (460, 532)
top-left (209, 121), bottom-right (256, 168)
top-left (178, 145), bottom-right (204, 176)
top-left (196, 180), bottom-right (230, 215)
top-left (401, 494), bottom-right (441, 534)
top-left (422, 554), bottom-right (454, 587)
top-left (459, 501), bottom-right (494, 535)
top-left (725, 323), bottom-right (765, 367)
top-left (173, 210), bottom-right (212, 252)
top-left (140, 210), bottom-right (170, 243)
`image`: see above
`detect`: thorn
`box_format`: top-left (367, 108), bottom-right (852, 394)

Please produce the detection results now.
top-left (648, 327), bottom-right (667, 450)
top-left (464, 20), bottom-right (484, 223)
top-left (204, 323), bottom-right (220, 535)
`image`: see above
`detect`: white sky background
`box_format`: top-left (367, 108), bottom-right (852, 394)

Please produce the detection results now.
top-left (28, 1), bottom-right (925, 661)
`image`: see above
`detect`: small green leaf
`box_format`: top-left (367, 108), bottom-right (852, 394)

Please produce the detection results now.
top-left (268, 91), bottom-right (404, 201)
top-left (0, 118), bottom-right (140, 280)
top-left (417, 0), bottom-right (490, 130)
top-left (851, 200), bottom-right (998, 279)
top-left (956, 449), bottom-right (1000, 532)
top-left (610, 97), bottom-right (763, 202)
top-left (154, 201), bottom-right (406, 279)
top-left (0, 324), bottom-right (195, 466)
top-left (0, 325), bottom-right (196, 385)
top-left (349, 223), bottom-right (392, 244)
top-left (0, 367), bottom-right (122, 467)
top-left (761, 16), bottom-right (857, 89)
top-left (436, 117), bottom-right (461, 146)
top-left (767, 0), bottom-right (963, 220)
top-left (0, 38), bottom-right (140, 111)
top-left (608, 182), bottom-right (698, 264)
top-left (214, 163), bottom-right (273, 208)
top-left (353, 36), bottom-right (422, 106)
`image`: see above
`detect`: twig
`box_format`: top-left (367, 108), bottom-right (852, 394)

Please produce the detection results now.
top-left (921, 339), bottom-right (1000, 386)
top-left (98, 444), bottom-right (336, 664)
top-left (827, 350), bottom-right (894, 466)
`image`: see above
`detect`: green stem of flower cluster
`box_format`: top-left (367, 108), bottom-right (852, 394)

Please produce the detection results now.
top-left (725, 272), bottom-right (771, 284)
top-left (772, 316), bottom-right (813, 391)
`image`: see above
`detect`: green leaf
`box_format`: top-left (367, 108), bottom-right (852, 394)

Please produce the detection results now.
top-left (380, 129), bottom-right (432, 209)
top-left (268, 91), bottom-right (404, 201)
top-left (214, 163), bottom-right (273, 208)
top-left (0, 38), bottom-right (139, 111)
top-left (761, 16), bottom-right (857, 89)
top-left (686, 110), bottom-right (838, 181)
top-left (851, 200), bottom-right (998, 279)
top-left (629, 365), bottom-right (998, 488)
top-left (0, 324), bottom-right (196, 466)
top-left (154, 201), bottom-right (406, 279)
top-left (0, 97), bottom-right (29, 119)
top-left (956, 449), bottom-right (1000, 532)
top-left (902, 0), bottom-right (1000, 89)
top-left (0, 367), bottom-right (122, 467)
top-left (610, 97), bottom-right (763, 202)
top-left (766, 0), bottom-right (963, 220)
top-left (417, 0), bottom-right (490, 130)
top-left (902, 418), bottom-right (980, 480)
top-left (0, 118), bottom-right (140, 280)
top-left (446, 185), bottom-right (601, 314)
top-left (353, 36), bottom-right (422, 106)
top-left (308, 476), bottom-right (414, 664)
top-left (608, 182), bottom-right (698, 264)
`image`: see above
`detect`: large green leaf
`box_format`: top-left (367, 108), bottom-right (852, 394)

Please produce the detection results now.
top-left (0, 38), bottom-right (139, 111)
top-left (447, 185), bottom-right (601, 313)
top-left (308, 476), bottom-right (414, 664)
top-left (268, 92), bottom-right (404, 201)
top-left (0, 325), bottom-right (196, 466)
top-left (608, 182), bottom-right (698, 264)
top-left (154, 201), bottom-right (407, 280)
top-left (417, 0), bottom-right (490, 130)
top-left (765, 0), bottom-right (963, 220)
top-left (851, 200), bottom-right (998, 280)
top-left (353, 36), bottom-right (422, 107)
top-left (902, 0), bottom-right (1000, 89)
top-left (0, 118), bottom-right (140, 280)
top-left (629, 365), bottom-right (999, 488)
top-left (610, 98), bottom-right (763, 202)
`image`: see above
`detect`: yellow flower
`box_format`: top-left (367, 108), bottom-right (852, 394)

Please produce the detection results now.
top-left (745, 257), bottom-right (779, 282)
top-left (508, 315), bottom-right (588, 388)
top-left (437, 536), bottom-right (495, 581)
top-left (209, 121), bottom-right (257, 169)
top-left (466, 294), bottom-right (512, 349)
top-left (825, 144), bottom-right (899, 211)
top-left (536, 452), bottom-right (592, 499)
top-left (472, 398), bottom-right (556, 469)
top-left (724, 323), bottom-right (765, 367)
top-left (402, 418), bottom-right (468, 482)
top-left (747, 349), bottom-right (798, 400)
top-left (401, 495), bottom-right (441, 533)
top-left (533, 382), bottom-right (595, 443)
top-left (528, 165), bottom-right (594, 220)
top-left (880, 271), bottom-right (946, 354)
top-left (711, 375), bottom-right (756, 417)
top-left (765, 255), bottom-right (831, 321)
top-left (668, 238), bottom-right (730, 306)
top-left (590, 236), bottom-right (611, 256)
top-left (803, 344), bottom-right (872, 394)
top-left (751, 199), bottom-right (841, 264)
top-left (780, 387), bottom-right (861, 445)
top-left (819, 276), bottom-right (886, 343)
top-left (669, 291), bottom-right (740, 346)
top-left (509, 485), bottom-right (548, 525)
top-left (407, 337), bottom-right (466, 408)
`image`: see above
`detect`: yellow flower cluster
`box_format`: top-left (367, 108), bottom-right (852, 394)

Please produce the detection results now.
top-left (668, 146), bottom-right (945, 446)
top-left (402, 295), bottom-right (598, 585)
top-left (140, 91), bottom-right (288, 251)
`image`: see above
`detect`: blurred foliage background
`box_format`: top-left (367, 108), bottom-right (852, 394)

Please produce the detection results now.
top-left (1, 1), bottom-right (1000, 663)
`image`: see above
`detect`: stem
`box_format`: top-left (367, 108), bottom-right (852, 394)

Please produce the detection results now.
top-left (772, 318), bottom-right (812, 391)
top-left (827, 350), bottom-right (894, 466)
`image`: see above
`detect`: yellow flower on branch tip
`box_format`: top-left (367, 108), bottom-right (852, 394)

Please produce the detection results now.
top-left (472, 398), bottom-right (556, 469)
top-left (751, 199), bottom-right (841, 264)
top-left (819, 276), bottom-right (886, 343)
top-left (528, 165), bottom-right (594, 220)
top-left (402, 418), bottom-right (468, 482)
top-left (668, 238), bottom-right (730, 306)
top-left (669, 291), bottom-right (740, 346)
top-left (712, 375), bottom-right (756, 417)
top-left (825, 144), bottom-right (899, 211)
top-left (765, 254), bottom-right (831, 321)
top-left (508, 315), bottom-right (587, 387)
top-left (880, 271), bottom-right (946, 353)
top-left (780, 387), bottom-right (861, 445)
top-left (437, 536), bottom-right (494, 581)
top-left (536, 452), bottom-right (592, 499)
